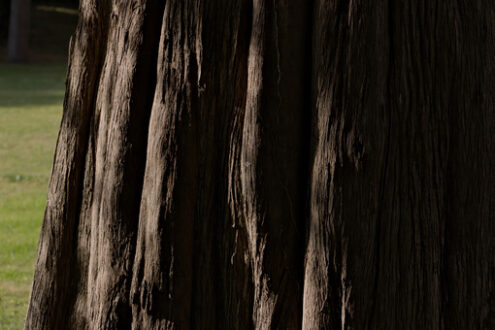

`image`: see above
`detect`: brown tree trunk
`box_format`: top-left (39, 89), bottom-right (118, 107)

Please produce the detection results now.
top-left (25, 0), bottom-right (495, 329)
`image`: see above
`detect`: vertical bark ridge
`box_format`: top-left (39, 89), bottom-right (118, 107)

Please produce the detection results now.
top-left (129, 0), bottom-right (201, 327)
top-left (129, 1), bottom-right (255, 328)
top-left (226, 1), bottom-right (256, 329)
top-left (239, 0), bottom-right (310, 328)
top-left (82, 0), bottom-right (165, 328)
top-left (25, 1), bottom-right (110, 328)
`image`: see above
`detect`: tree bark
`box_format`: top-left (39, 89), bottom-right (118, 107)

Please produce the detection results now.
top-left (26, 0), bottom-right (495, 329)
top-left (7, 0), bottom-right (30, 61)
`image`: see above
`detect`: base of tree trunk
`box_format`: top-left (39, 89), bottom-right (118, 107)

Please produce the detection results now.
top-left (25, 1), bottom-right (495, 329)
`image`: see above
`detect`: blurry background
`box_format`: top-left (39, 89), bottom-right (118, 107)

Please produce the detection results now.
top-left (0, 0), bottom-right (77, 328)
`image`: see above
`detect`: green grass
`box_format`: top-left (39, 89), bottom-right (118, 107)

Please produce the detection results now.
top-left (0, 63), bottom-right (66, 329)
top-left (0, 3), bottom-right (77, 328)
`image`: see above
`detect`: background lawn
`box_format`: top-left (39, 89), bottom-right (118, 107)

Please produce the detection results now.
top-left (0, 3), bottom-right (77, 329)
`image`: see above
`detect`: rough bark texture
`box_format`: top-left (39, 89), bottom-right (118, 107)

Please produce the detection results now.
top-left (26, 0), bottom-right (495, 329)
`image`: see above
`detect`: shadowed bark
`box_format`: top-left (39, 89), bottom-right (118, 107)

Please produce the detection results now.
top-left (26, 0), bottom-right (495, 329)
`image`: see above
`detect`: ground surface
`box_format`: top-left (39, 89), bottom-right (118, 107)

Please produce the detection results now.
top-left (0, 3), bottom-right (76, 329)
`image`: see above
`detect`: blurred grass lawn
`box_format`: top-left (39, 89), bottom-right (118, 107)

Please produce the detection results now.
top-left (0, 63), bottom-right (66, 328)
top-left (0, 3), bottom-right (77, 329)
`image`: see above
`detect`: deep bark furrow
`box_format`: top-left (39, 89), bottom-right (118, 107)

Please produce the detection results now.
top-left (239, 0), bottom-right (310, 328)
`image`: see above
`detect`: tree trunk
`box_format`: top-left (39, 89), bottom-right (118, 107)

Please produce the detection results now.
top-left (26, 0), bottom-right (495, 329)
top-left (7, 0), bottom-right (30, 61)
